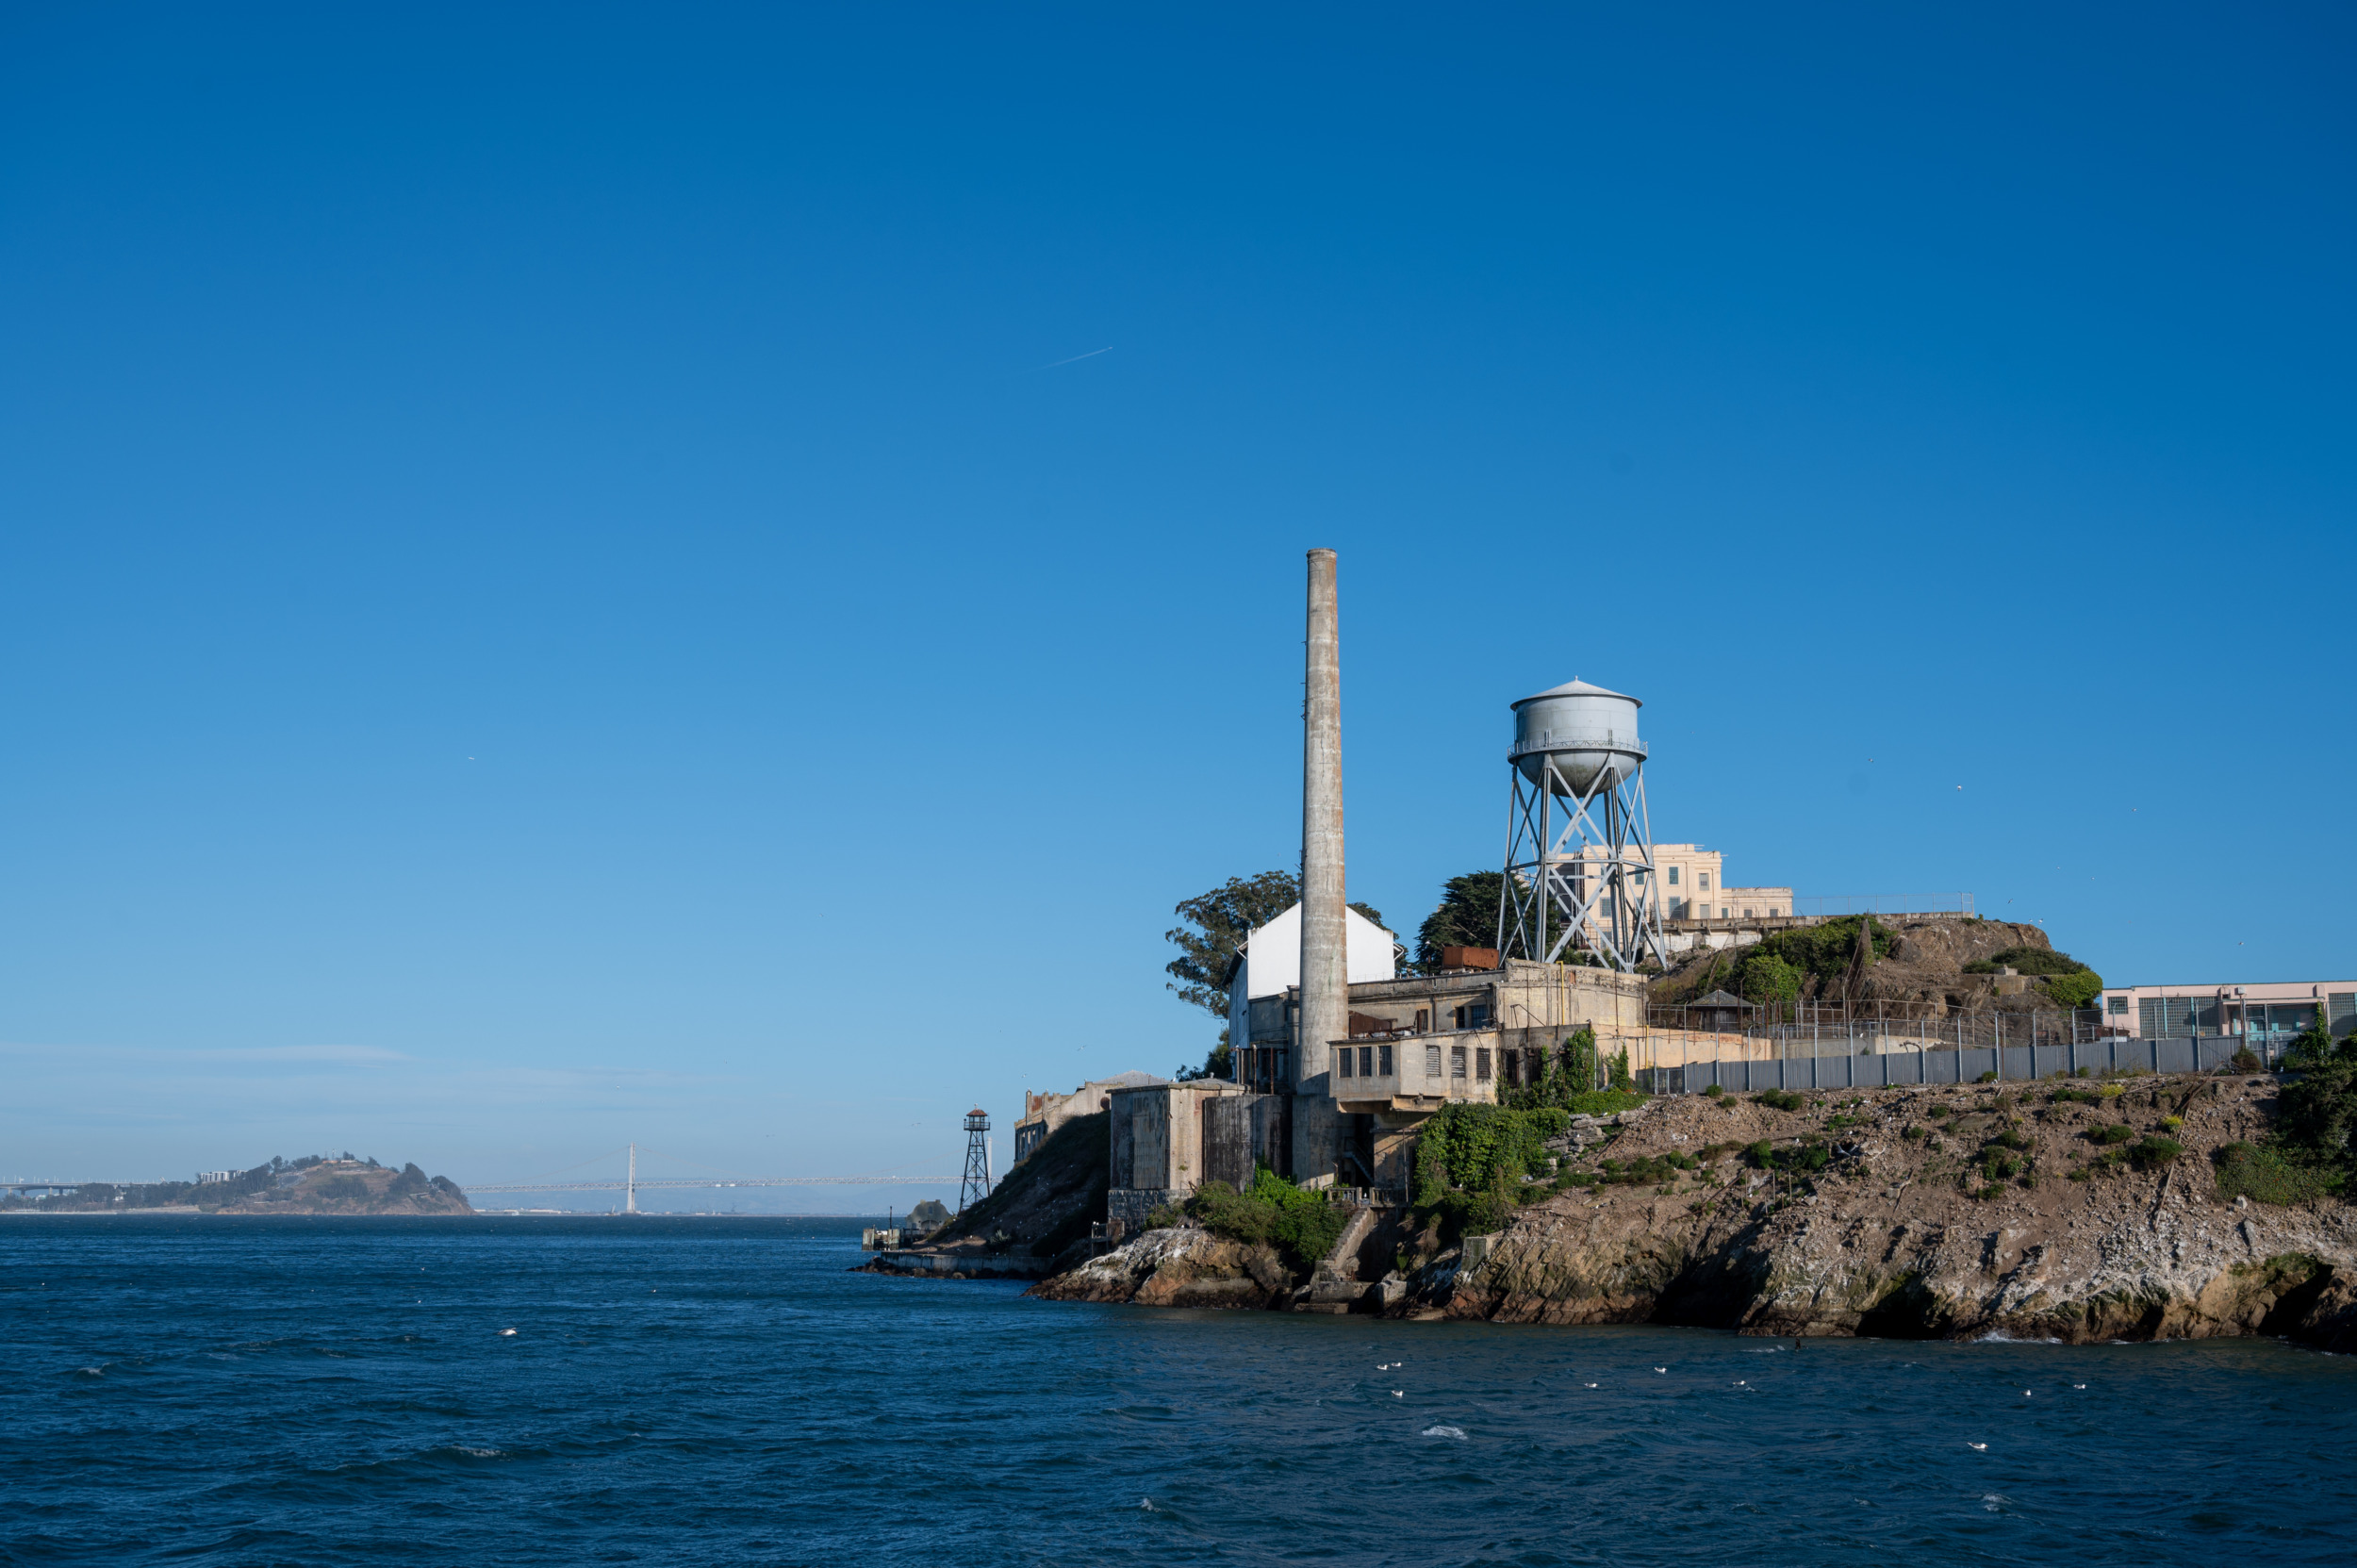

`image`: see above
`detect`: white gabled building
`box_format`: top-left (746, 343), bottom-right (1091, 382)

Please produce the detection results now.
top-left (1222, 902), bottom-right (1400, 1061)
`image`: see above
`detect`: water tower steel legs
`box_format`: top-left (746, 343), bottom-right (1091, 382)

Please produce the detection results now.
top-left (1295, 548), bottom-right (1347, 1184)
top-left (1500, 756), bottom-right (1667, 973)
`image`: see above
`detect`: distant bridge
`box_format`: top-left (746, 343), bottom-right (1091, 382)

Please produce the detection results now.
top-left (463, 1176), bottom-right (959, 1194)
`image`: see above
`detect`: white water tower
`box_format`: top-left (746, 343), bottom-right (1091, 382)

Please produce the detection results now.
top-left (1499, 678), bottom-right (1668, 972)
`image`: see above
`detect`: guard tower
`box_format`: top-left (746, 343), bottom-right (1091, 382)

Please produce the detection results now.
top-left (1499, 678), bottom-right (1668, 972)
top-left (957, 1108), bottom-right (993, 1217)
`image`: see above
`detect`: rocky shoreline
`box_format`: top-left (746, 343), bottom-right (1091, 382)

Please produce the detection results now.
top-left (1031, 1074), bottom-right (2357, 1350)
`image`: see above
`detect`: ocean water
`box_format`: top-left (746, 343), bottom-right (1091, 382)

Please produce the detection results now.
top-left (5, 1217), bottom-right (2355, 1566)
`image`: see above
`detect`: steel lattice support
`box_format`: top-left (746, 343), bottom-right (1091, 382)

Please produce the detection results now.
top-left (1498, 753), bottom-right (1668, 973)
top-left (957, 1109), bottom-right (993, 1217)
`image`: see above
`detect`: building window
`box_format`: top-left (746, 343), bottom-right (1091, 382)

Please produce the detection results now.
top-left (1475, 1048), bottom-right (1492, 1081)
top-left (1450, 1046), bottom-right (1467, 1079)
top-left (1338, 1048), bottom-right (1353, 1078)
top-left (1742, 909), bottom-right (1754, 918)
top-left (1378, 1044), bottom-right (1393, 1077)
top-left (1359, 1046), bottom-right (1374, 1078)
top-left (1699, 871), bottom-right (1711, 890)
top-left (1768, 907), bottom-right (1780, 917)
top-left (1413, 1009), bottom-right (1429, 1032)
top-left (1426, 1044), bottom-right (1442, 1078)
top-left (2107, 996), bottom-right (2128, 1015)
top-left (1467, 1002), bottom-right (1492, 1029)
top-left (1668, 867), bottom-right (1680, 885)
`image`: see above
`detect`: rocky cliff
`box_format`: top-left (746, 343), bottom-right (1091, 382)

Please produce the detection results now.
top-left (1034, 1075), bottom-right (2357, 1349)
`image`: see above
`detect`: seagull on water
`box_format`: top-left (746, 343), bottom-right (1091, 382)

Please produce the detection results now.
top-left (1654, 1366), bottom-right (1667, 1374)
top-left (1968, 1443), bottom-right (1987, 1451)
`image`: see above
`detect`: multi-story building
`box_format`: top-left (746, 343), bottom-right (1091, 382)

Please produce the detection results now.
top-left (1558, 841), bottom-right (1790, 924)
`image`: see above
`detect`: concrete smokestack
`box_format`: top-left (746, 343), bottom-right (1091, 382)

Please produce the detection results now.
top-left (1295, 548), bottom-right (1346, 1181)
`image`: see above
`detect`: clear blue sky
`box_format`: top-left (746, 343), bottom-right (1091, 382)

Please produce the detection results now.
top-left (4, 5), bottom-right (2350, 1207)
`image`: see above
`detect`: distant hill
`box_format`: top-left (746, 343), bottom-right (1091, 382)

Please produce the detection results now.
top-left (4, 1155), bottom-right (473, 1215)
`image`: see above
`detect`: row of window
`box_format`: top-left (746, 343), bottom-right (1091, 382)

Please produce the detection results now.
top-left (1333, 1043), bottom-right (1500, 1081)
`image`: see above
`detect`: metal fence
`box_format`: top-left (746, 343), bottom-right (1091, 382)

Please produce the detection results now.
top-left (1635, 1034), bottom-right (2277, 1095)
top-left (1641, 1005), bottom-right (2113, 1056)
top-left (1786, 893), bottom-right (1975, 918)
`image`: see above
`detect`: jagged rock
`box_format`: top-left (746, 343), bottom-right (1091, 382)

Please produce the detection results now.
top-left (1033, 1076), bottom-right (2357, 1348)
top-left (1027, 1226), bottom-right (1292, 1308)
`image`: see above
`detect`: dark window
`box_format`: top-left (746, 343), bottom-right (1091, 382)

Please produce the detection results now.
top-left (1413, 1009), bottom-right (1428, 1032)
top-left (1378, 1044), bottom-right (1393, 1076)
top-left (1467, 1003), bottom-right (1492, 1029)
top-left (1360, 1046), bottom-right (1375, 1078)
top-left (1337, 1048), bottom-right (1354, 1078)
top-left (1450, 1046), bottom-right (1467, 1079)
top-left (1475, 1048), bottom-right (1492, 1081)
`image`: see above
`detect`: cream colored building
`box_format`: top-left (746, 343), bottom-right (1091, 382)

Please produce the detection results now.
top-left (1560, 841), bottom-right (1790, 923)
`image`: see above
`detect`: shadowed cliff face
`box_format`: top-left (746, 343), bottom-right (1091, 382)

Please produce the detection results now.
top-left (1035, 1079), bottom-right (2357, 1350)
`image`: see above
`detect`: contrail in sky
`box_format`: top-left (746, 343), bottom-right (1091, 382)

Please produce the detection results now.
top-left (1037, 345), bottom-right (1113, 370)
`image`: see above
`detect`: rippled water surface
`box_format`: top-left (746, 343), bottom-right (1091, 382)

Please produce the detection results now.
top-left (5, 1216), bottom-right (2356, 1565)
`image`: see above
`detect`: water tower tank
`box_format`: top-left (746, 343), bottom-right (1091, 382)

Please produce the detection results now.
top-left (1509, 678), bottom-right (1646, 795)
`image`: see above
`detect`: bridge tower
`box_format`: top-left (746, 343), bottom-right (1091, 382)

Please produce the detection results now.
top-left (957, 1109), bottom-right (992, 1217)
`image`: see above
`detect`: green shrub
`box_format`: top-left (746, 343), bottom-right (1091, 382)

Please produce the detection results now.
top-left (2130, 1135), bottom-right (2183, 1167)
top-left (1185, 1168), bottom-right (1347, 1271)
top-left (1976, 1070), bottom-right (1999, 1083)
top-left (2214, 1142), bottom-right (2339, 1206)
top-left (1902, 1124), bottom-right (1923, 1141)
top-left (1704, 1083), bottom-right (1725, 1098)
top-left (1989, 1129), bottom-right (2031, 1150)
top-left (2052, 1088), bottom-right (2101, 1105)
top-left (2226, 1048), bottom-right (2261, 1074)
top-left (2092, 1123), bottom-right (2134, 1146)
top-left (1928, 1104), bottom-right (1953, 1119)
top-left (1607, 1046), bottom-right (1634, 1094)
top-left (1755, 1089), bottom-right (1804, 1112)
top-left (1973, 1182), bottom-right (2008, 1201)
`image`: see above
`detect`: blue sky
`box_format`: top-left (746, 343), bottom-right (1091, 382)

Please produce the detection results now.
top-left (4, 5), bottom-right (2350, 1208)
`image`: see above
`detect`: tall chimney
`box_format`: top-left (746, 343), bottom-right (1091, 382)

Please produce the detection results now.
top-left (1296, 548), bottom-right (1346, 1181)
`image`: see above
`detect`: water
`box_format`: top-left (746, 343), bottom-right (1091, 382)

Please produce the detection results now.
top-left (6, 1216), bottom-right (2355, 1566)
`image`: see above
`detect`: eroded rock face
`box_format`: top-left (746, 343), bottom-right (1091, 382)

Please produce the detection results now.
top-left (1034, 1079), bottom-right (2357, 1350)
top-left (1442, 1081), bottom-right (2357, 1346)
top-left (1028, 1227), bottom-right (1293, 1309)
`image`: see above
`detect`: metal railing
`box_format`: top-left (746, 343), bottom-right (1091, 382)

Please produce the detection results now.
top-left (1786, 893), bottom-right (1975, 918)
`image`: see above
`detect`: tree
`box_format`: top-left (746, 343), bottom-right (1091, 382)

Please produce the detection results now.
top-left (1164, 869), bottom-right (1387, 1019)
top-left (1166, 870), bottom-right (1301, 1018)
top-left (1415, 871), bottom-right (1507, 971)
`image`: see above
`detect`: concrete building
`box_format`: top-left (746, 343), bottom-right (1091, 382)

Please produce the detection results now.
top-left (2098, 981), bottom-right (2357, 1044)
top-left (1103, 1079), bottom-right (1260, 1234)
top-left (1014, 1070), bottom-right (1168, 1165)
top-left (1609, 843), bottom-right (1791, 923)
top-left (1222, 901), bottom-right (1400, 1066)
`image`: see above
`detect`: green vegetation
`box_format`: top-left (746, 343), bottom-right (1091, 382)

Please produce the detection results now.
top-left (2051, 1087), bottom-right (2102, 1105)
top-left (1414, 870), bottom-right (1507, 970)
top-left (1977, 1070), bottom-right (1999, 1082)
top-left (2092, 1123), bottom-right (2135, 1145)
top-left (2214, 1143), bottom-right (2336, 1206)
top-left (1746, 1138), bottom-right (1831, 1176)
top-left (1755, 1089), bottom-right (1805, 1112)
top-left (1703, 1083), bottom-right (1724, 1098)
top-left (1961, 945), bottom-right (2104, 1008)
top-left (1607, 1046), bottom-right (1633, 1094)
top-left (1500, 1026), bottom-right (1640, 1114)
top-left (2130, 1135), bottom-right (2183, 1167)
top-left (1180, 1168), bottom-right (1348, 1272)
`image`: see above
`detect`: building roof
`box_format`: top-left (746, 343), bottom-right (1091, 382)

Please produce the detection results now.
top-left (1224, 903), bottom-right (1401, 999)
top-left (1512, 676), bottom-right (1640, 708)
top-left (1691, 989), bottom-right (1750, 1008)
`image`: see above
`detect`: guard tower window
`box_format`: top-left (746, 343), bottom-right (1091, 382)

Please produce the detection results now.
top-left (1450, 1046), bottom-right (1468, 1079)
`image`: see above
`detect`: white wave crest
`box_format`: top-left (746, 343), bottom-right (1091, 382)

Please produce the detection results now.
top-left (1420, 1424), bottom-right (1467, 1440)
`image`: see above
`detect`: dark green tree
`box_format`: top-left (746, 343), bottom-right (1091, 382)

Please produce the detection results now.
top-left (1165, 870), bottom-right (1303, 1018)
top-left (2272, 1015), bottom-right (2357, 1188)
top-left (1415, 870), bottom-right (1507, 971)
